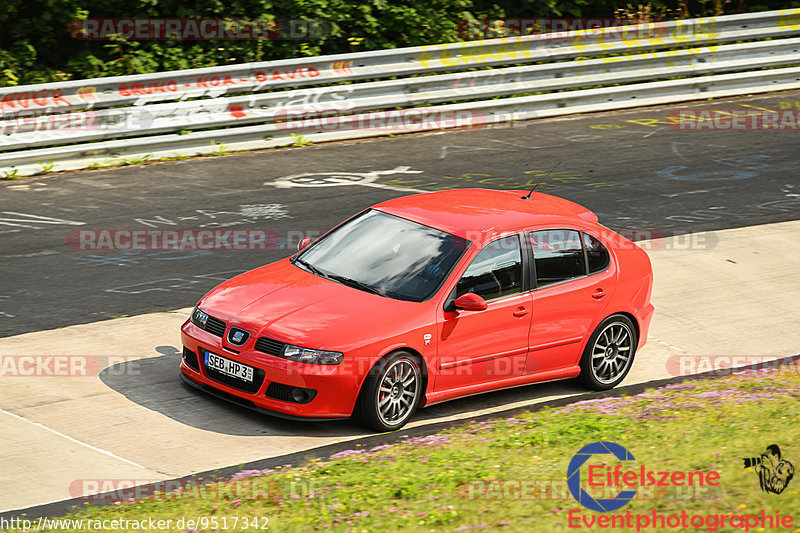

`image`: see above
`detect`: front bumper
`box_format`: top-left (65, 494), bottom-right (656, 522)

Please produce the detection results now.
top-left (180, 321), bottom-right (359, 419)
top-left (179, 373), bottom-right (346, 422)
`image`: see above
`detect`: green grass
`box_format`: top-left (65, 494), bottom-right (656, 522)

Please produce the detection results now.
top-left (1, 168), bottom-right (20, 179)
top-left (8, 364), bottom-right (800, 532)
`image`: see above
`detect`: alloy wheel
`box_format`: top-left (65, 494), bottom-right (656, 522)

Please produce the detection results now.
top-left (591, 322), bottom-right (633, 385)
top-left (375, 357), bottom-right (420, 427)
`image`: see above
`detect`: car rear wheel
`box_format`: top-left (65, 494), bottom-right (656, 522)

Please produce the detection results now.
top-left (578, 314), bottom-right (637, 390)
top-left (356, 351), bottom-right (422, 432)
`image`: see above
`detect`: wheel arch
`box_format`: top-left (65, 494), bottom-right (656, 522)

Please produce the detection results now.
top-left (580, 310), bottom-right (641, 358)
top-left (353, 346), bottom-right (430, 415)
top-left (613, 311), bottom-right (640, 342)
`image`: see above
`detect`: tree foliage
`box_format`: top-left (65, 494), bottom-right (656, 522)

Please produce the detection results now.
top-left (0, 0), bottom-right (795, 86)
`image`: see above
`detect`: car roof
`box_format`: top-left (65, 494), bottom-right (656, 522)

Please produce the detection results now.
top-left (373, 188), bottom-right (599, 240)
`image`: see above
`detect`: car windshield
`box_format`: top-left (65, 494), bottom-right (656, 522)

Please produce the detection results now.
top-left (294, 210), bottom-right (469, 302)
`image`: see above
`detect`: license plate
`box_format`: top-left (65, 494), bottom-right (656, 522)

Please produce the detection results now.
top-left (203, 350), bottom-right (254, 383)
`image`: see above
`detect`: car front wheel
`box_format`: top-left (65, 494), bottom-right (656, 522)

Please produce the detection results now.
top-left (356, 351), bottom-right (422, 432)
top-left (578, 314), bottom-right (637, 390)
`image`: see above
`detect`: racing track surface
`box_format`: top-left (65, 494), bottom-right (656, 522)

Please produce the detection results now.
top-left (1, 91), bottom-right (800, 512)
top-left (1, 92), bottom-right (800, 337)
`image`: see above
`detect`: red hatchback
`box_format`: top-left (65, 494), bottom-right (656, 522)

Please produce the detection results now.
top-left (180, 189), bottom-right (654, 431)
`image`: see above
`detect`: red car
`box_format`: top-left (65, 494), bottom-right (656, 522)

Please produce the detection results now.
top-left (180, 189), bottom-right (654, 431)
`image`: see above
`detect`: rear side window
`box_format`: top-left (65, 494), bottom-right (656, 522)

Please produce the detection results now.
top-left (530, 230), bottom-right (585, 288)
top-left (583, 233), bottom-right (610, 274)
top-left (456, 235), bottom-right (523, 301)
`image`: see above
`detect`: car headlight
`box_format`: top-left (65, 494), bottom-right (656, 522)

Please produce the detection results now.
top-left (281, 344), bottom-right (343, 365)
top-left (191, 307), bottom-right (208, 328)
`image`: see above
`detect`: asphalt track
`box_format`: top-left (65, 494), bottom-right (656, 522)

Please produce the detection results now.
top-left (2, 91), bottom-right (800, 515)
top-left (1, 91), bottom-right (800, 338)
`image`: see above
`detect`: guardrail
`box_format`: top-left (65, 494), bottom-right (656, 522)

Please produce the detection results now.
top-left (1, 9), bottom-right (799, 176)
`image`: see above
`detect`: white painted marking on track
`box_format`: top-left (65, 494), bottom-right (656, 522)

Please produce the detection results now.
top-left (0, 407), bottom-right (151, 471)
top-left (107, 278), bottom-right (200, 294)
top-left (662, 189), bottom-right (710, 198)
top-left (0, 250), bottom-right (59, 258)
top-left (671, 141), bottom-right (689, 161)
top-left (360, 182), bottom-right (429, 193)
top-left (0, 212), bottom-right (85, 230)
top-left (647, 336), bottom-right (690, 355)
top-left (264, 167), bottom-right (422, 188)
top-left (67, 177), bottom-right (115, 188)
top-left (641, 127), bottom-right (662, 139)
top-left (438, 143), bottom-right (519, 159)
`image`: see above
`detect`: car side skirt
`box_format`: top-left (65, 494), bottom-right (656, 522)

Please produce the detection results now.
top-left (421, 365), bottom-right (582, 406)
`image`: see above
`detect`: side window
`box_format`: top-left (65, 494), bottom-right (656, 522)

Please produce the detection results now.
top-left (530, 229), bottom-right (585, 288)
top-left (456, 235), bottom-right (523, 300)
top-left (583, 233), bottom-right (610, 274)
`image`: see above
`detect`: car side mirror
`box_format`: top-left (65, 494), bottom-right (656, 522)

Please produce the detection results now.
top-left (453, 292), bottom-right (488, 311)
top-left (297, 237), bottom-right (312, 251)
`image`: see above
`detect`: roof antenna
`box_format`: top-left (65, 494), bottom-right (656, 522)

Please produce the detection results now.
top-left (522, 161), bottom-right (561, 200)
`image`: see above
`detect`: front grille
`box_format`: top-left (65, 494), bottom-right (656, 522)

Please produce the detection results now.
top-left (265, 382), bottom-right (317, 404)
top-left (203, 356), bottom-right (265, 394)
top-left (182, 347), bottom-right (199, 371)
top-left (204, 315), bottom-right (226, 337)
top-left (254, 337), bottom-right (286, 356)
top-left (190, 308), bottom-right (227, 337)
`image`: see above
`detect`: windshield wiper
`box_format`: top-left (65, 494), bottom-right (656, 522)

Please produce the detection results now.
top-left (295, 258), bottom-right (327, 278)
top-left (295, 259), bottom-right (384, 297)
top-left (326, 274), bottom-right (384, 297)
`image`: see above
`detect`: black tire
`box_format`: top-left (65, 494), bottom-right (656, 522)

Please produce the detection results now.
top-left (578, 314), bottom-right (638, 390)
top-left (356, 351), bottom-right (422, 432)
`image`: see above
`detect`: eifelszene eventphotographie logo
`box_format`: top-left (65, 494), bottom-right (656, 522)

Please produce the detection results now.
top-left (565, 441), bottom-right (795, 531)
top-left (566, 441), bottom-right (720, 512)
top-left (743, 444), bottom-right (795, 494)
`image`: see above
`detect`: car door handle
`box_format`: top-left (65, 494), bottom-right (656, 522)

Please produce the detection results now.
top-left (512, 307), bottom-right (528, 317)
top-left (592, 288), bottom-right (606, 299)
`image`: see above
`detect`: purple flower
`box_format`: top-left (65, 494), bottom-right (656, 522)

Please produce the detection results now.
top-left (231, 469), bottom-right (265, 480)
top-left (331, 449), bottom-right (364, 459)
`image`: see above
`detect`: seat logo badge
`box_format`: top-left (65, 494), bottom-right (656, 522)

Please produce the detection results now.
top-left (423, 333), bottom-right (432, 345)
top-left (228, 328), bottom-right (250, 346)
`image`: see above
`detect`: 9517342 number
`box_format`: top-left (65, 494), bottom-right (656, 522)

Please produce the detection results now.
top-left (177, 516), bottom-right (269, 529)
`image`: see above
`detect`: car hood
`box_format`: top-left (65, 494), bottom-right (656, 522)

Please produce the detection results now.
top-left (198, 258), bottom-right (427, 350)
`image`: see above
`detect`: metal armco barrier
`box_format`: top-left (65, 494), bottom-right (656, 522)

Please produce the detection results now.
top-left (1, 9), bottom-right (799, 176)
